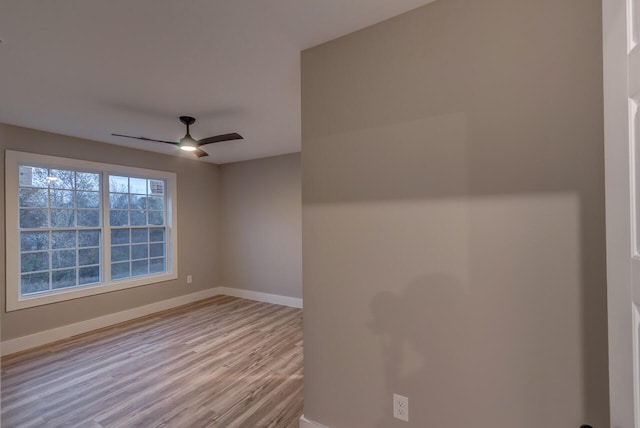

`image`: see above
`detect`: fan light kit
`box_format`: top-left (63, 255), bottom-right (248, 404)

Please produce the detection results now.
top-left (112, 116), bottom-right (243, 158)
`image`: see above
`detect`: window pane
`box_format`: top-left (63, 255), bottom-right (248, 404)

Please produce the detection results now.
top-left (150, 243), bottom-right (165, 258)
top-left (130, 178), bottom-right (147, 195)
top-left (19, 188), bottom-right (48, 208)
top-left (149, 228), bottom-right (165, 242)
top-left (110, 210), bottom-right (128, 226)
top-left (76, 172), bottom-right (99, 191)
top-left (147, 196), bottom-right (164, 210)
top-left (77, 191), bottom-right (100, 208)
top-left (19, 166), bottom-right (49, 188)
top-left (12, 155), bottom-right (175, 303)
top-left (131, 244), bottom-right (148, 260)
top-left (148, 180), bottom-right (164, 195)
top-left (79, 248), bottom-right (100, 266)
top-left (50, 190), bottom-right (74, 208)
top-left (129, 195), bottom-right (146, 210)
top-left (51, 209), bottom-right (76, 228)
top-left (52, 269), bottom-right (76, 289)
top-left (111, 262), bottom-right (130, 280)
top-left (111, 229), bottom-right (130, 245)
top-left (77, 210), bottom-right (100, 227)
top-left (131, 228), bottom-right (148, 243)
top-left (130, 211), bottom-right (146, 226)
top-left (49, 169), bottom-right (75, 189)
top-left (21, 232), bottom-right (49, 251)
top-left (109, 176), bottom-right (129, 193)
top-left (78, 230), bottom-right (100, 247)
top-left (109, 193), bottom-right (128, 209)
top-left (52, 231), bottom-right (76, 249)
top-left (13, 158), bottom-right (175, 302)
top-left (79, 266), bottom-right (100, 285)
top-left (111, 245), bottom-right (130, 262)
top-left (52, 250), bottom-right (76, 269)
top-left (150, 258), bottom-right (165, 274)
top-left (148, 211), bottom-right (164, 225)
top-left (21, 272), bottom-right (50, 294)
top-left (20, 209), bottom-right (48, 228)
top-left (21, 252), bottom-right (49, 273)
top-left (132, 260), bottom-right (148, 277)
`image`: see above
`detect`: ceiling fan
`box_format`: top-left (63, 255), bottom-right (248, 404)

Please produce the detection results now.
top-left (112, 116), bottom-right (243, 158)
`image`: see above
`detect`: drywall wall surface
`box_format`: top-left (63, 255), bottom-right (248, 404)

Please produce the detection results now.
top-left (301, 0), bottom-right (608, 427)
top-left (220, 153), bottom-right (302, 299)
top-left (0, 124), bottom-right (221, 340)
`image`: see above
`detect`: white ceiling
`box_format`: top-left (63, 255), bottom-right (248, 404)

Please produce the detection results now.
top-left (0, 0), bottom-right (435, 164)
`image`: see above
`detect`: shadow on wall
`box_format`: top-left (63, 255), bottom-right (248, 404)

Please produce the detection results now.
top-left (301, 0), bottom-right (606, 425)
top-left (369, 274), bottom-right (468, 428)
top-left (302, 112), bottom-right (604, 427)
top-left (368, 264), bottom-right (592, 427)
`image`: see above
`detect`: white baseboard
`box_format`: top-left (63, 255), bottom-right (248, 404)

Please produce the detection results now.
top-left (218, 286), bottom-right (303, 308)
top-left (1, 286), bottom-right (302, 356)
top-left (300, 415), bottom-right (330, 428)
top-left (1, 287), bottom-right (222, 356)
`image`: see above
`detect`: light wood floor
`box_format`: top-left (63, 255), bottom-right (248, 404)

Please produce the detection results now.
top-left (1, 296), bottom-right (303, 428)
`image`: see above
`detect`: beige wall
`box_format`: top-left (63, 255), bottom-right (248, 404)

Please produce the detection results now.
top-left (301, 0), bottom-right (608, 427)
top-left (220, 153), bottom-right (302, 299)
top-left (0, 124), bottom-right (221, 340)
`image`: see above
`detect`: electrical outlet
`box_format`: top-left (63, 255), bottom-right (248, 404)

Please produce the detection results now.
top-left (393, 394), bottom-right (409, 422)
top-left (187, 275), bottom-right (192, 284)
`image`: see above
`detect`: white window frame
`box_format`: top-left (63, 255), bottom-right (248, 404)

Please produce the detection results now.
top-left (5, 150), bottom-right (178, 311)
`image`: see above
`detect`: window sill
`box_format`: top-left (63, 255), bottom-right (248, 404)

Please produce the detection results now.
top-left (7, 272), bottom-right (178, 311)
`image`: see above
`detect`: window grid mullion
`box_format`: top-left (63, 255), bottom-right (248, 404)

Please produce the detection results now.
top-left (15, 162), bottom-right (171, 299)
top-left (102, 171), bottom-right (111, 283)
top-left (47, 178), bottom-right (52, 292)
top-left (75, 224), bottom-right (79, 287)
top-left (127, 177), bottom-right (132, 278)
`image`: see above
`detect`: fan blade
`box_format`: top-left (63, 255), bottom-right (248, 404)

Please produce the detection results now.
top-left (112, 133), bottom-right (178, 145)
top-left (198, 132), bottom-right (243, 146)
top-left (194, 148), bottom-right (209, 158)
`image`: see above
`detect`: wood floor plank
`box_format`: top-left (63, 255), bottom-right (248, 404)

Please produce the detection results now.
top-left (1, 296), bottom-right (303, 428)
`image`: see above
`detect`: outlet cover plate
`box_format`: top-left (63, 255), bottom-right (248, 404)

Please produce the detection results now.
top-left (393, 393), bottom-right (409, 422)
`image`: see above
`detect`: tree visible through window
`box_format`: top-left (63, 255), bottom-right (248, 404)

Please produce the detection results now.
top-left (19, 166), bottom-right (102, 294)
top-left (108, 175), bottom-right (167, 280)
top-left (5, 151), bottom-right (178, 311)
